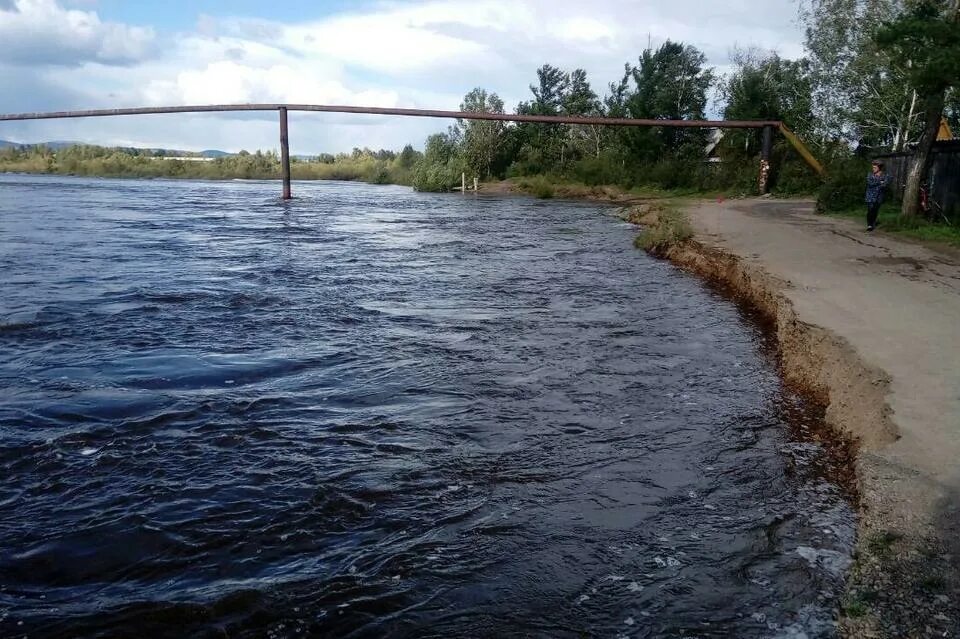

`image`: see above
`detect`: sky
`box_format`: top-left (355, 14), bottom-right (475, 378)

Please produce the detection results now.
top-left (0, 0), bottom-right (807, 154)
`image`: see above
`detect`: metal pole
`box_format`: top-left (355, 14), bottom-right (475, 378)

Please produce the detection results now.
top-left (279, 107), bottom-right (291, 200)
top-left (759, 124), bottom-right (774, 194)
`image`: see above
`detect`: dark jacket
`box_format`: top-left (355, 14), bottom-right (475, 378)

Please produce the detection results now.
top-left (865, 173), bottom-right (890, 204)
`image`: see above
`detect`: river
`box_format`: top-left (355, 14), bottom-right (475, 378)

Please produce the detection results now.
top-left (0, 175), bottom-right (853, 638)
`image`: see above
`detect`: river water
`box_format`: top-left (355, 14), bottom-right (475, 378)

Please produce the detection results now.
top-left (0, 175), bottom-right (853, 638)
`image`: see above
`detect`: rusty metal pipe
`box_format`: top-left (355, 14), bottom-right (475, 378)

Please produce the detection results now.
top-left (0, 104), bottom-right (782, 129)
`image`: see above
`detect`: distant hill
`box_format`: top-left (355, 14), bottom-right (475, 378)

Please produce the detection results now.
top-left (0, 140), bottom-right (231, 157)
top-left (0, 140), bottom-right (79, 150)
top-left (43, 141), bottom-right (82, 150)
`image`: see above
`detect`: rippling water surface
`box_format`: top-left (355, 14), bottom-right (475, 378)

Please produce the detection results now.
top-left (0, 175), bottom-right (853, 638)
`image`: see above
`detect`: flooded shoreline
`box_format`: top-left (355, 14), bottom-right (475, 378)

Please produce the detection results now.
top-left (635, 199), bottom-right (960, 636)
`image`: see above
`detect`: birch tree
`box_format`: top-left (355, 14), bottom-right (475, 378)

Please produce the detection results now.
top-left (800, 0), bottom-right (922, 150)
top-left (453, 88), bottom-right (506, 179)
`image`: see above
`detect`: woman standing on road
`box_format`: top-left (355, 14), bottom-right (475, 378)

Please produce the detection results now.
top-left (865, 160), bottom-right (890, 231)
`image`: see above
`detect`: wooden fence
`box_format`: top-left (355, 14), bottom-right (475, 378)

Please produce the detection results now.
top-left (875, 140), bottom-right (960, 220)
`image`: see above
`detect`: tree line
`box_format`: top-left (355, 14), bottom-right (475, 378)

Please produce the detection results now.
top-left (0, 144), bottom-right (423, 185)
top-left (412, 0), bottom-right (959, 217)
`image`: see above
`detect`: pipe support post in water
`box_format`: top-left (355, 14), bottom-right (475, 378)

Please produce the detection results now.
top-left (280, 107), bottom-right (291, 200)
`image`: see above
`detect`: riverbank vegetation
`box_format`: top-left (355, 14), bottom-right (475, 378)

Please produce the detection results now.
top-left (632, 205), bottom-right (694, 252)
top-left (0, 144), bottom-right (422, 186)
top-left (827, 202), bottom-right (960, 246)
top-left (408, 49), bottom-right (824, 198)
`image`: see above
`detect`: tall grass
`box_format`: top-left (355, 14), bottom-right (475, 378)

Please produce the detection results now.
top-left (633, 205), bottom-right (694, 252)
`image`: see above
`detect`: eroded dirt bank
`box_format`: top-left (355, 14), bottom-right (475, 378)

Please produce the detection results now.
top-left (633, 200), bottom-right (960, 638)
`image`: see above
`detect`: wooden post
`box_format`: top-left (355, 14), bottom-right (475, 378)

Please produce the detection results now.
top-left (279, 106), bottom-right (291, 200)
top-left (473, 177), bottom-right (478, 192)
top-left (461, 172), bottom-right (466, 194)
top-left (759, 124), bottom-right (774, 194)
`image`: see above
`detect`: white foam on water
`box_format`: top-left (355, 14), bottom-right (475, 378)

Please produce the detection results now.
top-left (770, 604), bottom-right (836, 639)
top-left (627, 582), bottom-right (643, 593)
top-left (653, 556), bottom-right (682, 568)
top-left (80, 447), bottom-right (99, 456)
top-left (795, 546), bottom-right (852, 577)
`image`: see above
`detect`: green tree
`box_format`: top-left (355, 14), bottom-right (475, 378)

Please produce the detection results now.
top-left (622, 41), bottom-right (714, 162)
top-left (514, 64), bottom-right (572, 172)
top-left (946, 87), bottom-right (960, 130)
top-left (563, 69), bottom-right (604, 160)
top-left (719, 50), bottom-right (814, 157)
top-left (453, 87), bottom-right (506, 179)
top-left (412, 132), bottom-right (462, 192)
top-left (397, 144), bottom-right (418, 169)
top-left (875, 0), bottom-right (960, 215)
top-left (800, 0), bottom-right (927, 151)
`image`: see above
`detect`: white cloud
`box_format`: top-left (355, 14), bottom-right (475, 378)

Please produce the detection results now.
top-left (0, 0), bottom-right (155, 66)
top-left (0, 0), bottom-right (806, 153)
top-left (166, 61), bottom-right (400, 106)
top-left (551, 17), bottom-right (616, 44)
top-left (283, 15), bottom-right (488, 74)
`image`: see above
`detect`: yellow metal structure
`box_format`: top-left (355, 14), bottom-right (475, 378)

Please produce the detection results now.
top-left (778, 124), bottom-right (826, 176)
top-left (938, 117), bottom-right (954, 141)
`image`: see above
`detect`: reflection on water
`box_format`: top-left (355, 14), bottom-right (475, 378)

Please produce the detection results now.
top-left (0, 175), bottom-right (853, 638)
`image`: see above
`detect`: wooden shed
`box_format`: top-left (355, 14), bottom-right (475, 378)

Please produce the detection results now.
top-left (874, 139), bottom-right (960, 220)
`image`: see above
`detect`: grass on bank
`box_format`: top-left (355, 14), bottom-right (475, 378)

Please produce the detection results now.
top-left (632, 205), bottom-right (694, 252)
top-left (508, 175), bottom-right (732, 202)
top-left (826, 203), bottom-right (960, 247)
